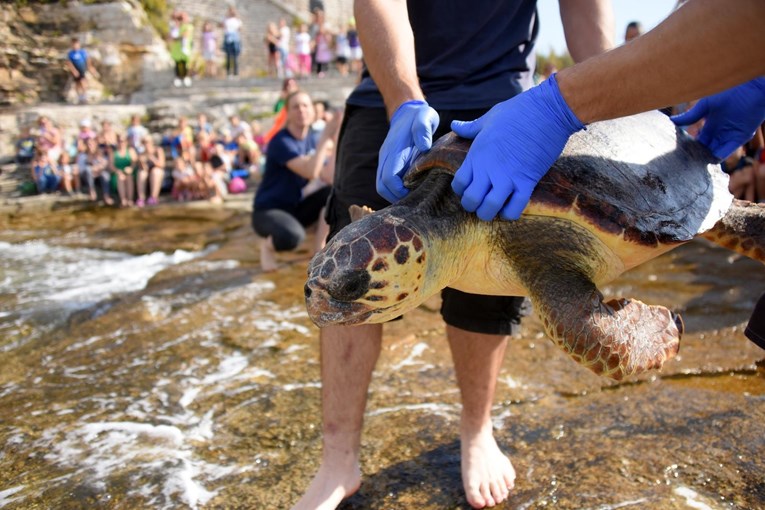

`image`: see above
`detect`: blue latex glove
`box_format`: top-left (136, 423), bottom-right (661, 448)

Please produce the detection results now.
top-left (671, 77), bottom-right (765, 160)
top-left (376, 100), bottom-right (440, 203)
top-left (451, 74), bottom-right (584, 221)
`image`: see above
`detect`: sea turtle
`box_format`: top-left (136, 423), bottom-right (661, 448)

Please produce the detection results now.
top-left (304, 111), bottom-right (765, 380)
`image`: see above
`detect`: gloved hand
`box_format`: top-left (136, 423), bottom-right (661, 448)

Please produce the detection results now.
top-left (671, 77), bottom-right (765, 160)
top-left (376, 100), bottom-right (440, 203)
top-left (451, 74), bottom-right (584, 221)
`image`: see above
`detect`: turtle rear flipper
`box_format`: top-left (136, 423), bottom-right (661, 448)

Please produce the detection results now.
top-left (527, 270), bottom-right (681, 381)
top-left (702, 199), bottom-right (765, 262)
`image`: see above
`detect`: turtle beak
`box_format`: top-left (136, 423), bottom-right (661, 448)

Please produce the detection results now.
top-left (304, 277), bottom-right (375, 326)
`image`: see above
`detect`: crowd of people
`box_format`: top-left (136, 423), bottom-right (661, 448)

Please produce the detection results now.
top-left (14, 112), bottom-right (240, 206)
top-left (13, 86), bottom-right (340, 213)
top-left (167, 6), bottom-right (363, 86)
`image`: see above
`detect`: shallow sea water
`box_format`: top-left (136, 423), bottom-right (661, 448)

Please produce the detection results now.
top-left (0, 204), bottom-right (763, 509)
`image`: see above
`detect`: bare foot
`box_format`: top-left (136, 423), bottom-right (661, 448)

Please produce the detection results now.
top-left (291, 460), bottom-right (361, 510)
top-left (260, 236), bottom-right (278, 272)
top-left (461, 428), bottom-right (516, 508)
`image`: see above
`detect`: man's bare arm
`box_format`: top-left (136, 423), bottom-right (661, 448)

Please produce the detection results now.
top-left (559, 0), bottom-right (614, 62)
top-left (355, 0), bottom-right (422, 117)
top-left (558, 0), bottom-right (765, 124)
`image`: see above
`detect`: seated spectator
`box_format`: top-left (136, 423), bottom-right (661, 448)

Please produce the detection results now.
top-left (228, 114), bottom-right (252, 140)
top-left (207, 142), bottom-right (230, 198)
top-left (15, 126), bottom-right (36, 166)
top-left (195, 113), bottom-right (214, 137)
top-left (234, 133), bottom-right (261, 176)
top-left (193, 160), bottom-right (223, 203)
top-left (273, 77), bottom-right (299, 113)
top-left (82, 138), bottom-right (113, 204)
top-left (251, 91), bottom-right (340, 272)
top-left (173, 116), bottom-right (195, 161)
top-left (722, 146), bottom-right (756, 202)
top-left (97, 119), bottom-right (118, 157)
top-left (58, 151), bottom-right (79, 195)
top-left (218, 128), bottom-right (239, 162)
top-left (171, 150), bottom-right (196, 201)
top-left (111, 135), bottom-right (138, 207)
top-left (311, 100), bottom-right (329, 134)
top-left (250, 120), bottom-right (266, 151)
top-left (77, 118), bottom-right (97, 147)
top-left (196, 130), bottom-right (216, 164)
top-left (126, 114), bottom-right (149, 154)
top-left (136, 136), bottom-right (165, 207)
top-left (37, 116), bottom-right (62, 163)
top-left (31, 150), bottom-right (61, 194)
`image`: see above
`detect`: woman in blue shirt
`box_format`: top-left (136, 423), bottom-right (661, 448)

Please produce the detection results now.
top-left (253, 91), bottom-right (341, 272)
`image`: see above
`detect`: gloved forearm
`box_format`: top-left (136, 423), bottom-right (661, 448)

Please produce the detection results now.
top-left (451, 74), bottom-right (584, 221)
top-left (671, 77), bottom-right (765, 160)
top-left (376, 100), bottom-right (440, 202)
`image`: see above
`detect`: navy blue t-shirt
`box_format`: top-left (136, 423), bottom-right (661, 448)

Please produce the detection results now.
top-left (254, 129), bottom-right (314, 211)
top-left (348, 0), bottom-right (538, 109)
top-left (68, 48), bottom-right (88, 73)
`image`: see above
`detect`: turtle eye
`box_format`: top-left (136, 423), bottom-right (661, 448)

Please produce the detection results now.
top-left (328, 269), bottom-right (371, 302)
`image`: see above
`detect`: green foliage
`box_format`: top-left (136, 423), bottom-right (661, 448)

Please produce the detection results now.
top-left (140, 0), bottom-right (169, 37)
top-left (536, 49), bottom-right (574, 75)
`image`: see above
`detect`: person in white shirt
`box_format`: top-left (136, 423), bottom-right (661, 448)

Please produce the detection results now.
top-left (222, 6), bottom-right (243, 77)
top-left (278, 18), bottom-right (292, 77)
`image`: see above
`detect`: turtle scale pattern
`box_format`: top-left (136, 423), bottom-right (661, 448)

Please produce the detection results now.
top-left (305, 111), bottom-right (765, 380)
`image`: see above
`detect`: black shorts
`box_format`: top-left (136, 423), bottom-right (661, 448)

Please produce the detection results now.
top-left (746, 293), bottom-right (765, 350)
top-left (326, 104), bottom-right (528, 335)
top-left (253, 186), bottom-right (331, 251)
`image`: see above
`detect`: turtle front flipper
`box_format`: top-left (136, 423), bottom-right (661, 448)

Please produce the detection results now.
top-left (527, 271), bottom-right (681, 380)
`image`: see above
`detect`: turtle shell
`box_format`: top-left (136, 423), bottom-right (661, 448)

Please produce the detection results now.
top-left (405, 111), bottom-right (732, 246)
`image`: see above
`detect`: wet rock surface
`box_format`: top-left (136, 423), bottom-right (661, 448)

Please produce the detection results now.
top-left (0, 201), bottom-right (763, 509)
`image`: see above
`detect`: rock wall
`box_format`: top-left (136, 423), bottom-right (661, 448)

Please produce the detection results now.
top-left (1, 1), bottom-right (172, 107)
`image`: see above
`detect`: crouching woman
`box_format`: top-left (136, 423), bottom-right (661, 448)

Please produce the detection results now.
top-left (252, 91), bottom-right (341, 272)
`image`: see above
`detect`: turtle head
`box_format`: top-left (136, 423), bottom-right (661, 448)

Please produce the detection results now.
top-left (305, 212), bottom-right (434, 326)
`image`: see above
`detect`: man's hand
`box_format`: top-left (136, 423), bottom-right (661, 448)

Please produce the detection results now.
top-left (672, 77), bottom-right (765, 160)
top-left (451, 75), bottom-right (584, 221)
top-left (376, 100), bottom-right (439, 203)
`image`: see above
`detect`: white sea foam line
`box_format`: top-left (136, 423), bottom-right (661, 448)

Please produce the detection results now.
top-left (0, 240), bottom-right (212, 307)
top-left (673, 486), bottom-right (714, 510)
top-left (43, 420), bottom-right (245, 510)
top-left (491, 408), bottom-right (515, 430)
top-left (178, 352), bottom-right (273, 408)
top-left (65, 335), bottom-right (105, 352)
top-left (0, 485), bottom-right (25, 508)
top-left (366, 402), bottom-right (459, 418)
top-left (251, 318), bottom-right (310, 335)
top-left (390, 342), bottom-right (430, 371)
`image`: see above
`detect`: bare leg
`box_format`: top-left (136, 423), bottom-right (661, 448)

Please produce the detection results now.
top-left (137, 170), bottom-right (148, 203)
top-left (291, 323), bottom-right (382, 510)
top-left (447, 325), bottom-right (515, 509)
top-left (125, 169), bottom-right (135, 206)
top-left (259, 236), bottom-right (278, 272)
top-left (313, 207), bottom-right (330, 253)
top-left (117, 173), bottom-right (128, 206)
top-left (150, 167), bottom-right (163, 201)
